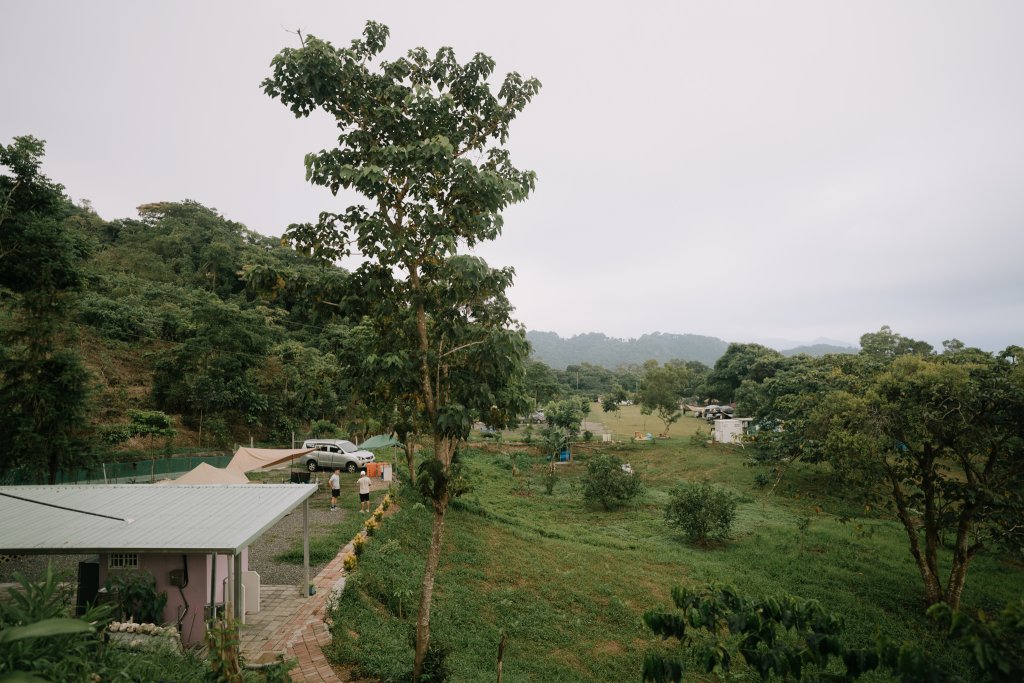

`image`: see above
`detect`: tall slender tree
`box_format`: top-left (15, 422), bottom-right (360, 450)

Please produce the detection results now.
top-left (0, 136), bottom-right (93, 483)
top-left (263, 21), bottom-right (539, 678)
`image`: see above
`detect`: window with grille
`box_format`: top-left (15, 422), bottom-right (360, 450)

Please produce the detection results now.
top-left (107, 553), bottom-right (139, 569)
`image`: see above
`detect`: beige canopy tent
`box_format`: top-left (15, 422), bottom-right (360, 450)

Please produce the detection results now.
top-left (227, 447), bottom-right (313, 474)
top-left (155, 461), bottom-right (250, 485)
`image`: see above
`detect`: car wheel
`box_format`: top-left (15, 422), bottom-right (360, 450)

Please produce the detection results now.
top-left (345, 462), bottom-right (358, 473)
top-left (306, 460), bottom-right (318, 473)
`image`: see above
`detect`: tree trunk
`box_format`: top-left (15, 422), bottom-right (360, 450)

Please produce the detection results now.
top-left (413, 496), bottom-right (449, 682)
top-left (889, 470), bottom-right (945, 605)
top-left (944, 510), bottom-right (979, 609)
top-left (405, 442), bottom-right (416, 485)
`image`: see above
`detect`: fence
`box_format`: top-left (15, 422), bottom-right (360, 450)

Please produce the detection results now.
top-left (1, 453), bottom-right (233, 485)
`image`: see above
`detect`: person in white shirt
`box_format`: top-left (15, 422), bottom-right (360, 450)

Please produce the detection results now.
top-left (357, 469), bottom-right (372, 513)
top-left (328, 469), bottom-right (341, 511)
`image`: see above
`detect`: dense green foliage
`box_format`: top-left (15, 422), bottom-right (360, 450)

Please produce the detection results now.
top-left (263, 20), bottom-right (540, 679)
top-left (738, 327), bottom-right (1024, 608)
top-left (643, 584), bottom-right (945, 682)
top-left (104, 570), bottom-right (168, 624)
top-left (1, 135), bottom-right (367, 467)
top-left (0, 136), bottom-right (94, 484)
top-left (637, 360), bottom-right (693, 435)
top-left (325, 438), bottom-right (1022, 682)
top-left (580, 453), bottom-right (644, 510)
top-left (928, 600), bottom-right (1024, 682)
top-left (527, 331), bottom-right (729, 369)
top-left (664, 481), bottom-right (737, 544)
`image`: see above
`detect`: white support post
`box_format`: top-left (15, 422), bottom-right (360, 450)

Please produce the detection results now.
top-left (303, 497), bottom-right (310, 597)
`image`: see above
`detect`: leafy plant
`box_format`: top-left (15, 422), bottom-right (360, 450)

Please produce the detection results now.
top-left (0, 564), bottom-right (114, 682)
top-left (580, 453), bottom-right (644, 510)
top-left (689, 428), bottom-right (711, 447)
top-left (928, 600), bottom-right (1024, 682)
top-left (104, 570), bottom-right (168, 624)
top-left (206, 615), bottom-right (243, 682)
top-left (642, 584), bottom-right (947, 682)
top-left (542, 465), bottom-right (558, 495)
top-left (309, 419), bottom-right (339, 438)
top-left (664, 482), bottom-right (737, 545)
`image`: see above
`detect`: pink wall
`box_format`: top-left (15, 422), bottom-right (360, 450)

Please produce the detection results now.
top-left (98, 549), bottom-right (248, 647)
top-left (204, 547), bottom-right (249, 603)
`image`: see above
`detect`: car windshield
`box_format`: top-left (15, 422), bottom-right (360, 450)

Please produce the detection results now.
top-left (340, 442), bottom-right (357, 453)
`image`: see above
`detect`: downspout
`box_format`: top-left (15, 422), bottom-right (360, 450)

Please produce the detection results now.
top-left (175, 554), bottom-right (190, 632)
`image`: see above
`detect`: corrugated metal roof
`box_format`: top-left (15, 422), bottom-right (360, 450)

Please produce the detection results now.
top-left (0, 484), bottom-right (317, 555)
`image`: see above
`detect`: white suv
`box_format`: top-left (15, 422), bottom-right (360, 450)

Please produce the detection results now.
top-left (299, 439), bottom-right (375, 473)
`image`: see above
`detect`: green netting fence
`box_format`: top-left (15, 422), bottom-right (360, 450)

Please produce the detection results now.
top-left (2, 453), bottom-right (234, 485)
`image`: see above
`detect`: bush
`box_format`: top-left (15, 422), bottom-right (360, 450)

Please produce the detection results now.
top-left (580, 454), bottom-right (644, 510)
top-left (664, 482), bottom-right (737, 544)
top-left (309, 419), bottom-right (340, 438)
top-left (543, 466), bottom-right (558, 495)
top-left (104, 570), bottom-right (168, 624)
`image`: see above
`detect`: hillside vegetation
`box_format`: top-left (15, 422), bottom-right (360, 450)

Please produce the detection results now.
top-left (329, 410), bottom-right (1023, 681)
top-left (527, 330), bottom-right (855, 371)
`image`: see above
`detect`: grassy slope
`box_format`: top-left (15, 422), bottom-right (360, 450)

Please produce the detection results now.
top-left (327, 408), bottom-right (1023, 682)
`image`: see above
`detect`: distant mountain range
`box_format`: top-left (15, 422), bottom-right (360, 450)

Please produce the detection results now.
top-left (526, 331), bottom-right (857, 370)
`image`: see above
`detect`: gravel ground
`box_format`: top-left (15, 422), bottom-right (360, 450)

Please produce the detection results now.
top-left (0, 480), bottom-right (389, 588)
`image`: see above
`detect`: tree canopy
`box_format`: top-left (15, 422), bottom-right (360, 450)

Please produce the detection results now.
top-left (263, 20), bottom-right (540, 679)
top-left (740, 330), bottom-right (1024, 609)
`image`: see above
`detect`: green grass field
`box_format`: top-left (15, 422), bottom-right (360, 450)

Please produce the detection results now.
top-left (322, 409), bottom-right (1023, 681)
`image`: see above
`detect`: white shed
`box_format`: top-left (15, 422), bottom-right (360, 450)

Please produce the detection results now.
top-left (713, 418), bottom-right (752, 445)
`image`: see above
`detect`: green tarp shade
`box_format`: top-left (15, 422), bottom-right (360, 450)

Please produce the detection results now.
top-left (359, 434), bottom-right (402, 450)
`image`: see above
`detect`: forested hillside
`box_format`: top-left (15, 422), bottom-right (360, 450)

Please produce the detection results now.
top-left (1, 136), bottom-right (379, 482)
top-left (527, 330), bottom-right (729, 369)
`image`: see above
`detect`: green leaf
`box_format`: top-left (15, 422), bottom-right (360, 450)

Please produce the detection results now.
top-left (0, 617), bottom-right (94, 643)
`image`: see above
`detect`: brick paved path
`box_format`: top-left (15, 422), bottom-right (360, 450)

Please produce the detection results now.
top-left (238, 539), bottom-right (354, 682)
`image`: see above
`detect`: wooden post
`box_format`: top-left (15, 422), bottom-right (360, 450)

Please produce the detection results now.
top-left (497, 632), bottom-right (506, 683)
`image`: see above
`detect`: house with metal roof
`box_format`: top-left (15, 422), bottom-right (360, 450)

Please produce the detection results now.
top-left (0, 483), bottom-right (317, 646)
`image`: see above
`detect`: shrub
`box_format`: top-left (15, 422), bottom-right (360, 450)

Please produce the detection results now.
top-left (580, 454), bottom-right (644, 510)
top-left (104, 570), bottom-right (168, 624)
top-left (664, 482), bottom-right (737, 544)
top-left (343, 554), bottom-right (358, 572)
top-left (309, 419), bottom-right (340, 438)
top-left (543, 466), bottom-right (558, 495)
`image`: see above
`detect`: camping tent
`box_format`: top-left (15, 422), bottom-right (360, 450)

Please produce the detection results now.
top-left (155, 461), bottom-right (250, 485)
top-left (227, 447), bottom-right (313, 473)
top-left (358, 434), bottom-right (402, 450)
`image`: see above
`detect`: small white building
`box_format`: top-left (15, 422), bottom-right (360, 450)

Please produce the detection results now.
top-left (713, 418), bottom-right (753, 445)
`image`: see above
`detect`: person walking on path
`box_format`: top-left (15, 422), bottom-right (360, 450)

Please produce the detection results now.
top-left (357, 469), bottom-right (372, 513)
top-left (329, 469), bottom-right (341, 511)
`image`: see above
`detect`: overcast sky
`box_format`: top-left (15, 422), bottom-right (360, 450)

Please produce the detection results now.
top-left (3, 1), bottom-right (1022, 351)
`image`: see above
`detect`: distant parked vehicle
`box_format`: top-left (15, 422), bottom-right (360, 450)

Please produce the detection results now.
top-left (704, 405), bottom-right (735, 422)
top-left (299, 439), bottom-right (374, 473)
top-left (529, 411), bottom-right (546, 424)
